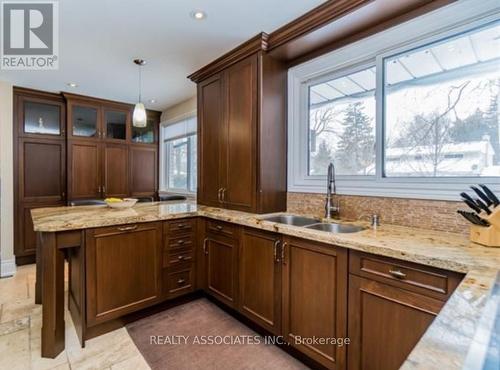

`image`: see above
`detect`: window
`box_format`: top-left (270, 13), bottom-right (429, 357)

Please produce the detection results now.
top-left (165, 135), bottom-right (197, 192)
top-left (288, 2), bottom-right (500, 200)
top-left (384, 24), bottom-right (500, 178)
top-left (308, 66), bottom-right (376, 176)
top-left (160, 114), bottom-right (197, 193)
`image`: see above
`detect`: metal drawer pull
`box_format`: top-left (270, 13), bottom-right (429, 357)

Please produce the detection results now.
top-left (177, 223), bottom-right (187, 228)
top-left (281, 242), bottom-right (287, 265)
top-left (273, 240), bottom-right (280, 263)
top-left (177, 255), bottom-right (184, 260)
top-left (389, 269), bottom-right (407, 279)
top-left (177, 278), bottom-right (186, 285)
top-left (117, 225), bottom-right (138, 232)
top-left (177, 240), bottom-right (185, 245)
top-left (203, 238), bottom-right (209, 255)
top-left (215, 225), bottom-right (223, 231)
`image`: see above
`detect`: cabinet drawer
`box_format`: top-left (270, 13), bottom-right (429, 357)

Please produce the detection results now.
top-left (165, 234), bottom-right (195, 252)
top-left (93, 222), bottom-right (161, 237)
top-left (349, 251), bottom-right (462, 300)
top-left (206, 220), bottom-right (238, 238)
top-left (165, 218), bottom-right (196, 235)
top-left (164, 267), bottom-right (194, 298)
top-left (163, 249), bottom-right (194, 268)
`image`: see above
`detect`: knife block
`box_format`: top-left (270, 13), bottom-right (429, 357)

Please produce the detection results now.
top-left (470, 206), bottom-right (500, 247)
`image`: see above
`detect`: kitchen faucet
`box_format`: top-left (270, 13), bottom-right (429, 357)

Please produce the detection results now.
top-left (325, 162), bottom-right (340, 219)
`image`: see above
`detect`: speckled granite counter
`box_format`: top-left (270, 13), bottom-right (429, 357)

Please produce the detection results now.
top-left (31, 201), bottom-right (500, 370)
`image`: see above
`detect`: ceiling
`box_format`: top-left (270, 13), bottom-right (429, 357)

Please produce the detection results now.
top-left (0, 0), bottom-right (325, 111)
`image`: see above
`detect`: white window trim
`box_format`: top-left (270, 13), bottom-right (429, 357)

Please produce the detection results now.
top-left (159, 110), bottom-right (197, 195)
top-left (288, 0), bottom-right (500, 201)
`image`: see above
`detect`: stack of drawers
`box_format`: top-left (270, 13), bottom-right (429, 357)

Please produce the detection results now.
top-left (162, 218), bottom-right (197, 298)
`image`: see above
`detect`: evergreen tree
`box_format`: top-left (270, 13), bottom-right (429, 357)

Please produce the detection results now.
top-left (336, 102), bottom-right (374, 174)
top-left (311, 141), bottom-right (333, 175)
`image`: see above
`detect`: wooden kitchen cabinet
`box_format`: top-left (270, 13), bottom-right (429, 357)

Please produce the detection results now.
top-left (347, 275), bottom-right (442, 370)
top-left (198, 73), bottom-right (224, 207)
top-left (67, 140), bottom-right (101, 199)
top-left (281, 236), bottom-right (348, 370)
top-left (102, 144), bottom-right (129, 198)
top-left (129, 145), bottom-right (157, 197)
top-left (85, 222), bottom-right (162, 326)
top-left (13, 88), bottom-right (67, 264)
top-left (203, 221), bottom-right (240, 308)
top-left (239, 228), bottom-right (282, 334)
top-left (191, 34), bottom-right (287, 213)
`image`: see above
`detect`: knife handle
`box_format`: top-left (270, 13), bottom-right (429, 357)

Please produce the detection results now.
top-left (474, 197), bottom-right (492, 215)
top-left (470, 186), bottom-right (493, 206)
top-left (463, 199), bottom-right (482, 214)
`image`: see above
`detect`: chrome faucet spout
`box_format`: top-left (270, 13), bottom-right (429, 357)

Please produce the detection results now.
top-left (325, 162), bottom-right (340, 219)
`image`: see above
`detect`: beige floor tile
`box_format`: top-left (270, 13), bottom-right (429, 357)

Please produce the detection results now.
top-left (0, 316), bottom-right (30, 336)
top-left (0, 277), bottom-right (29, 304)
top-left (0, 297), bottom-right (40, 323)
top-left (68, 328), bottom-right (141, 370)
top-left (110, 354), bottom-right (150, 370)
top-left (0, 328), bottom-right (30, 370)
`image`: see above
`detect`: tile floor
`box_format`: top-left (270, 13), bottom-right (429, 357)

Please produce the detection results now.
top-left (0, 264), bottom-right (150, 370)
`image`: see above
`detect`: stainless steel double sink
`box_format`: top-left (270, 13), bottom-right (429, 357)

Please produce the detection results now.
top-left (260, 214), bottom-right (365, 233)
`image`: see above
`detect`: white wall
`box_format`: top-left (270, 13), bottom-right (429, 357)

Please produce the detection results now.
top-left (161, 96), bottom-right (196, 123)
top-left (0, 81), bottom-right (15, 277)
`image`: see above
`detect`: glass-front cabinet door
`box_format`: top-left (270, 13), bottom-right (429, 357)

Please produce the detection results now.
top-left (132, 117), bottom-right (155, 144)
top-left (71, 104), bottom-right (99, 138)
top-left (104, 109), bottom-right (128, 141)
top-left (23, 99), bottom-right (64, 137)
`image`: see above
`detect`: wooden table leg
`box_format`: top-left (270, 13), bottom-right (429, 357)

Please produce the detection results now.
top-left (35, 233), bottom-right (43, 304)
top-left (41, 232), bottom-right (65, 358)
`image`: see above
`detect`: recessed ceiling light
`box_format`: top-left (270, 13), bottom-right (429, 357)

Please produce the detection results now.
top-left (149, 99), bottom-right (156, 104)
top-left (190, 10), bottom-right (206, 20)
top-left (67, 82), bottom-right (78, 88)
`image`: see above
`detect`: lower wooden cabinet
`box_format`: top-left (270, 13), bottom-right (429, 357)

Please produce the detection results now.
top-left (239, 229), bottom-right (282, 334)
top-left (347, 274), bottom-right (443, 370)
top-left (85, 222), bottom-right (162, 326)
top-left (281, 237), bottom-right (348, 370)
top-left (204, 227), bottom-right (239, 308)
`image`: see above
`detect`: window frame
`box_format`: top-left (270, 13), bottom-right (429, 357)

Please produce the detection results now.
top-left (163, 133), bottom-right (197, 194)
top-left (288, 3), bottom-right (500, 200)
top-left (159, 111), bottom-right (197, 195)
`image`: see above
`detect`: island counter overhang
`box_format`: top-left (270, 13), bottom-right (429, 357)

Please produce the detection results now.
top-left (31, 201), bottom-right (500, 369)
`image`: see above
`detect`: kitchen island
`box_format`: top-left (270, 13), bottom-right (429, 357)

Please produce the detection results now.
top-left (31, 201), bottom-right (500, 369)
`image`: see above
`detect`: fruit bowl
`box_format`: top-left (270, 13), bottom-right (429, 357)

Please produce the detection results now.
top-left (104, 198), bottom-right (138, 209)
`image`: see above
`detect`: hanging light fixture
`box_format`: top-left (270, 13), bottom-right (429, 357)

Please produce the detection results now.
top-left (133, 59), bottom-right (147, 127)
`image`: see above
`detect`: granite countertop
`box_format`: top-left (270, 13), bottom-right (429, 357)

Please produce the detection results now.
top-left (31, 201), bottom-right (500, 370)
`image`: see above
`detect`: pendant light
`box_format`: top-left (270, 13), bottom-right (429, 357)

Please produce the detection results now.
top-left (133, 59), bottom-right (147, 127)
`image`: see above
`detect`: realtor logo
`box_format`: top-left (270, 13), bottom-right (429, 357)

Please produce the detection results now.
top-left (1, 1), bottom-right (59, 69)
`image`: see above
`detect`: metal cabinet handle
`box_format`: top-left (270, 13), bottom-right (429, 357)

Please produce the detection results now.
top-left (215, 225), bottom-right (223, 231)
top-left (177, 239), bottom-right (185, 245)
top-left (217, 188), bottom-right (223, 203)
top-left (281, 242), bottom-right (287, 265)
top-left (177, 278), bottom-right (186, 285)
top-left (177, 255), bottom-right (184, 260)
top-left (222, 188), bottom-right (227, 202)
top-left (117, 225), bottom-right (138, 232)
top-left (203, 238), bottom-right (209, 255)
top-left (273, 240), bottom-right (280, 263)
top-left (177, 223), bottom-right (186, 228)
top-left (102, 185), bottom-right (106, 195)
top-left (389, 269), bottom-right (407, 279)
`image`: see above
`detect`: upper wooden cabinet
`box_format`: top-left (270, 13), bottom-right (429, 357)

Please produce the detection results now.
top-left (192, 36), bottom-right (287, 213)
